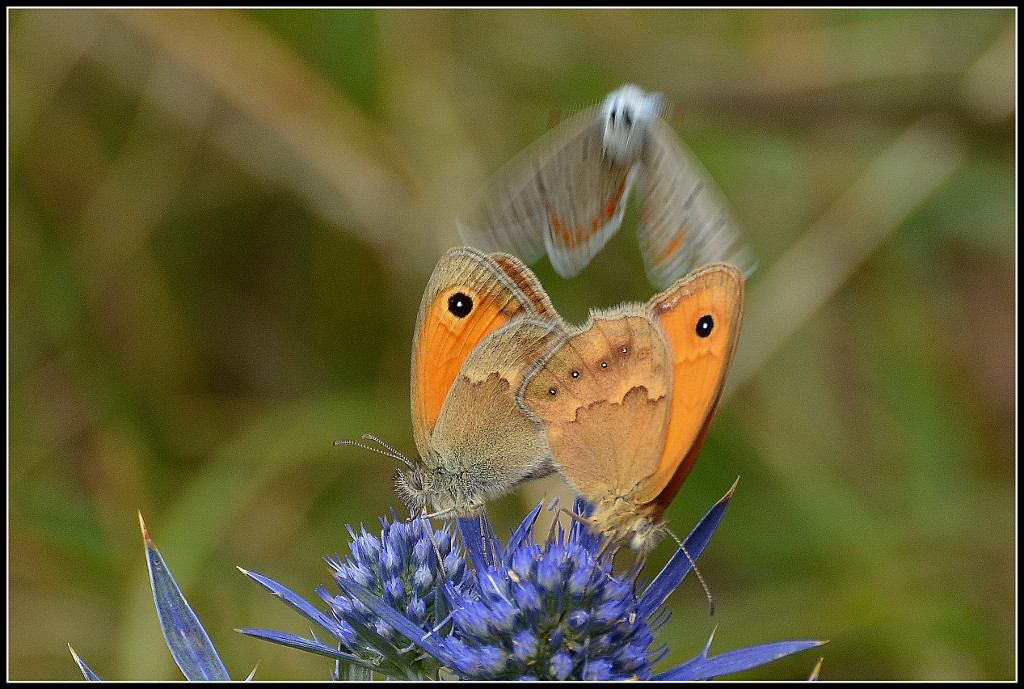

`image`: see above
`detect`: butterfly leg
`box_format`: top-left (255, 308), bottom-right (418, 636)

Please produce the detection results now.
top-left (546, 506), bottom-right (564, 545)
top-left (624, 552), bottom-right (649, 583)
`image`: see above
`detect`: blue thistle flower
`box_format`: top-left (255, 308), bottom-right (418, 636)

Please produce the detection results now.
top-left (319, 514), bottom-right (467, 657)
top-left (240, 511), bottom-right (467, 680)
top-left (241, 484), bottom-right (826, 680)
top-left (428, 501), bottom-right (652, 680)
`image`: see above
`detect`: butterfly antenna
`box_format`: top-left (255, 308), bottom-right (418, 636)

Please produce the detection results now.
top-left (362, 434), bottom-right (404, 458)
top-left (666, 526), bottom-right (715, 616)
top-left (334, 434), bottom-right (416, 471)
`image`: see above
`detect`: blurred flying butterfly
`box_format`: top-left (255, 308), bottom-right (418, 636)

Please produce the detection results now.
top-left (458, 84), bottom-right (755, 289)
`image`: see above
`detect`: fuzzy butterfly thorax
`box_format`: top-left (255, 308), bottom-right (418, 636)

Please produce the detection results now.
top-left (599, 84), bottom-right (663, 165)
top-left (589, 497), bottom-right (667, 554)
top-left (393, 444), bottom-right (554, 517)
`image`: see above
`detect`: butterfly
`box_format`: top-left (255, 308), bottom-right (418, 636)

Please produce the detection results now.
top-left (386, 246), bottom-right (567, 517)
top-left (518, 262), bottom-right (744, 553)
top-left (458, 84), bottom-right (755, 290)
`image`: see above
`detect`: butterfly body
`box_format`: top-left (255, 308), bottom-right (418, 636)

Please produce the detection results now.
top-left (397, 247), bottom-right (566, 516)
top-left (599, 84), bottom-right (663, 164)
top-left (459, 84), bottom-right (755, 289)
top-left (519, 262), bottom-right (745, 552)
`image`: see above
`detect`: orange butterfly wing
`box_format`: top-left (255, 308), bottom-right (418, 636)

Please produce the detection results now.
top-left (410, 247), bottom-right (558, 456)
top-left (519, 311), bottom-right (673, 504)
top-left (637, 262), bottom-right (744, 510)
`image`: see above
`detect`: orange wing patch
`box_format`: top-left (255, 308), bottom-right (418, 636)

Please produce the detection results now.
top-left (547, 174), bottom-right (631, 251)
top-left (652, 222), bottom-right (688, 265)
top-left (491, 253), bottom-right (559, 318)
top-left (413, 285), bottom-right (518, 435)
top-left (636, 263), bottom-right (744, 506)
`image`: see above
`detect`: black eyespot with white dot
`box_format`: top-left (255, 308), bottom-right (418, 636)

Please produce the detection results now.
top-left (571, 370), bottom-right (579, 378)
top-left (601, 361), bottom-right (608, 368)
top-left (448, 292), bottom-right (473, 318)
top-left (696, 314), bottom-right (715, 338)
top-left (620, 346), bottom-right (628, 354)
top-left (548, 388), bottom-right (557, 396)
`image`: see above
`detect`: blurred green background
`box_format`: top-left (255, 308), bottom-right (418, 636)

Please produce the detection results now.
top-left (8, 8), bottom-right (1014, 680)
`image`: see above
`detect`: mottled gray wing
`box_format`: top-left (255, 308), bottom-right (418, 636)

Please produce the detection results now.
top-left (458, 105), bottom-right (639, 280)
top-left (637, 119), bottom-right (756, 289)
